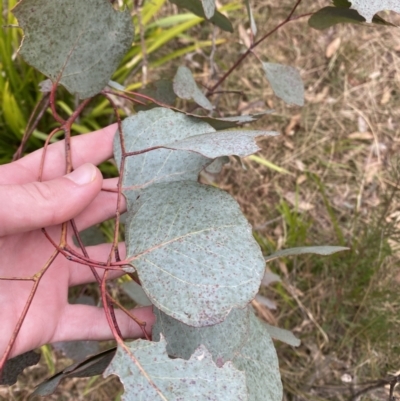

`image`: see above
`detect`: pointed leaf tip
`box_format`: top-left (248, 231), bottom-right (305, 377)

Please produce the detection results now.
top-left (262, 62), bottom-right (304, 106)
top-left (265, 246), bottom-right (349, 262)
top-left (165, 130), bottom-right (279, 158)
top-left (173, 65), bottom-right (213, 110)
top-left (201, 0), bottom-right (216, 19)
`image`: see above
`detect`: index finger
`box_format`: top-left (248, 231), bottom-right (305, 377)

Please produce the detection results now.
top-left (0, 124), bottom-right (118, 184)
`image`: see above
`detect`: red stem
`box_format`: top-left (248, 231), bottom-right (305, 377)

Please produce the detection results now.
top-left (208, 0), bottom-right (308, 94)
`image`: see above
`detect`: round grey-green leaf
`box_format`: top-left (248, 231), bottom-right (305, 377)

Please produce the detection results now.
top-left (114, 108), bottom-right (213, 202)
top-left (124, 181), bottom-right (266, 327)
top-left (13, 0), bottom-right (133, 99)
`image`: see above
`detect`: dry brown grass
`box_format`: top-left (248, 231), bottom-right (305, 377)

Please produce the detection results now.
top-left (2, 1), bottom-right (400, 400)
top-left (201, 1), bottom-right (400, 399)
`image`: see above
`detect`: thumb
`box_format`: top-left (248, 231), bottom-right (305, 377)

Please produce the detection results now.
top-left (0, 163), bottom-right (103, 236)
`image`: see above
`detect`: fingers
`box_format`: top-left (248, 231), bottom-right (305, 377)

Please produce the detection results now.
top-left (0, 124), bottom-right (118, 185)
top-left (73, 177), bottom-right (126, 232)
top-left (0, 164), bottom-right (103, 236)
top-left (53, 305), bottom-right (155, 343)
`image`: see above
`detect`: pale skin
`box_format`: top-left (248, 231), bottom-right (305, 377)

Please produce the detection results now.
top-left (0, 124), bottom-right (155, 359)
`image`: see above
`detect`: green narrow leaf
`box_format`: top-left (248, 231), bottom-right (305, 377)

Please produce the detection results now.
top-left (2, 81), bottom-right (26, 136)
top-left (349, 0), bottom-right (400, 22)
top-left (169, 0), bottom-right (233, 32)
top-left (173, 65), bottom-right (213, 110)
top-left (13, 0), bottom-right (134, 99)
top-left (265, 245), bottom-right (349, 262)
top-left (103, 337), bottom-right (247, 400)
top-left (248, 155), bottom-right (291, 175)
top-left (262, 62), bottom-right (304, 106)
top-left (124, 181), bottom-right (266, 327)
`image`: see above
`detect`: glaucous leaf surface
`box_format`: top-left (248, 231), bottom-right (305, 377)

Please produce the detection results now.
top-left (114, 108), bottom-right (213, 200)
top-left (1, 351), bottom-right (40, 386)
top-left (30, 348), bottom-right (116, 397)
top-left (153, 307), bottom-right (282, 401)
top-left (173, 66), bottom-right (213, 110)
top-left (254, 294), bottom-right (277, 310)
top-left (233, 312), bottom-right (283, 401)
top-left (261, 271), bottom-right (281, 286)
top-left (135, 79), bottom-right (177, 111)
top-left (203, 156), bottom-right (229, 174)
top-left (104, 338), bottom-right (247, 401)
top-left (122, 281), bottom-right (152, 306)
top-left (262, 62), bottom-right (304, 106)
top-left (349, 0), bottom-right (400, 22)
top-left (152, 306), bottom-right (251, 364)
top-left (164, 129), bottom-right (278, 158)
top-left (169, 0), bottom-right (233, 32)
top-left (13, 0), bottom-right (133, 99)
top-left (124, 181), bottom-right (265, 326)
top-left (265, 246), bottom-right (348, 262)
top-left (201, 0), bottom-right (216, 19)
top-left (264, 323), bottom-right (301, 347)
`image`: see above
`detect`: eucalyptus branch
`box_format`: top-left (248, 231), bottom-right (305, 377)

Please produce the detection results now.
top-left (207, 0), bottom-right (311, 95)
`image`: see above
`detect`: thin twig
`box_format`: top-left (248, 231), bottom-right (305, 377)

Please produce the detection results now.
top-left (13, 94), bottom-right (50, 161)
top-left (207, 2), bottom-right (311, 95)
top-left (0, 250), bottom-right (59, 377)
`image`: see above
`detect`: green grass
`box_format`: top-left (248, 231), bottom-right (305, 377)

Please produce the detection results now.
top-left (0, 0), bottom-right (236, 166)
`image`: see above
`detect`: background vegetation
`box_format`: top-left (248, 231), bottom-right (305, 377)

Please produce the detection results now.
top-left (0, 0), bottom-right (399, 399)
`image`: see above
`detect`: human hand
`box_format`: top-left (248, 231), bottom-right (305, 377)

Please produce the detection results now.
top-left (0, 125), bottom-right (155, 360)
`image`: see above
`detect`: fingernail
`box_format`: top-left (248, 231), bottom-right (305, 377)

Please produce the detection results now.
top-left (65, 164), bottom-right (97, 185)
